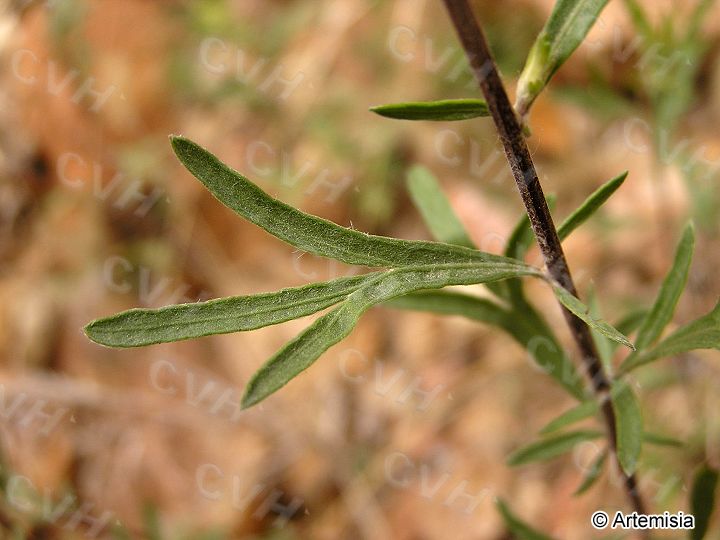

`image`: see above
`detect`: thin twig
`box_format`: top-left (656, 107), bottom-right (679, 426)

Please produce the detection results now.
top-left (441, 0), bottom-right (648, 519)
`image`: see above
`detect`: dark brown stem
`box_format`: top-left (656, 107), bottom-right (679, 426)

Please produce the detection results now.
top-left (441, 0), bottom-right (648, 520)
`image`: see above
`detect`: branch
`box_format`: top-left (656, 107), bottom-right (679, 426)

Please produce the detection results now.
top-left (441, 0), bottom-right (648, 519)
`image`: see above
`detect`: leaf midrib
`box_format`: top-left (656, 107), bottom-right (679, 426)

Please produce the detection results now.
top-left (548, 0), bottom-right (601, 66)
top-left (91, 289), bottom-right (361, 335)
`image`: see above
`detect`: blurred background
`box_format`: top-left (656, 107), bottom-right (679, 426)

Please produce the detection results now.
top-left (0, 0), bottom-right (719, 538)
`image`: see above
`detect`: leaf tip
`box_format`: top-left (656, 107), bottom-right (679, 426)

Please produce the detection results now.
top-left (241, 376), bottom-right (267, 410)
top-left (83, 320), bottom-right (110, 347)
top-left (83, 321), bottom-right (96, 340)
top-left (405, 164), bottom-right (430, 188)
top-left (240, 389), bottom-right (261, 410)
top-left (169, 134), bottom-right (189, 154)
top-left (621, 460), bottom-right (638, 476)
top-left (368, 104), bottom-right (389, 117)
top-left (684, 219), bottom-right (696, 239)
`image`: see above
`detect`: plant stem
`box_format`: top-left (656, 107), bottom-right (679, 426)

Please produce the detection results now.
top-left (442, 0), bottom-right (648, 519)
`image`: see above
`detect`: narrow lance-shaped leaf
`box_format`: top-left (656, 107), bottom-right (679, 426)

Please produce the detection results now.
top-left (507, 430), bottom-right (602, 466)
top-left (690, 465), bottom-right (718, 540)
top-left (688, 0), bottom-right (715, 42)
top-left (588, 286), bottom-right (613, 373)
top-left (111, 523), bottom-right (132, 540)
top-left (551, 283), bottom-right (635, 349)
top-left (503, 174), bottom-right (631, 375)
top-left (494, 169), bottom-right (625, 302)
top-left (482, 206), bottom-right (579, 397)
top-left (142, 505), bottom-right (163, 540)
top-left (516, 0), bottom-right (610, 117)
top-left (634, 222), bottom-right (695, 352)
top-left (616, 310), bottom-right (649, 335)
top-left (622, 0), bottom-right (654, 42)
top-left (511, 296), bottom-right (578, 384)
top-left (386, 290), bottom-right (586, 399)
top-left (540, 401), bottom-right (598, 435)
top-left (406, 166), bottom-right (475, 248)
top-left (369, 98), bottom-right (489, 121)
top-left (505, 213), bottom-right (535, 260)
top-left (611, 380), bottom-right (643, 476)
top-left (643, 432), bottom-right (682, 448)
top-left (507, 194), bottom-right (558, 260)
top-left (242, 261), bottom-right (542, 408)
top-left (496, 499), bottom-right (557, 540)
top-left (487, 194), bottom-right (555, 300)
top-left (489, 279), bottom-right (578, 400)
top-left (171, 136), bottom-right (504, 268)
top-left (84, 274), bottom-right (374, 348)
top-left (557, 172), bottom-right (628, 241)
top-left (386, 291), bottom-right (508, 328)
top-left (607, 308), bottom-right (648, 358)
top-left (496, 169), bottom-right (625, 300)
top-left (402, 168), bottom-right (576, 404)
top-left (619, 300), bottom-right (720, 374)
top-left (574, 450), bottom-right (607, 496)
top-left (487, 211), bottom-right (534, 300)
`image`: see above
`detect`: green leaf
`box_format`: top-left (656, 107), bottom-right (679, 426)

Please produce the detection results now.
top-left (540, 401), bottom-right (598, 435)
top-left (504, 213), bottom-right (535, 261)
top-left (643, 432), bottom-right (682, 448)
top-left (495, 172), bottom-right (626, 306)
top-left (505, 194), bottom-right (556, 259)
top-left (406, 166), bottom-right (475, 248)
top-left (551, 283), bottom-right (635, 350)
top-left (574, 451), bottom-right (607, 495)
top-left (496, 499), bottom-right (557, 540)
top-left (557, 172), bottom-right (628, 241)
top-left (111, 524), bottom-right (132, 540)
top-left (615, 309), bottom-right (649, 338)
top-left (611, 380), bottom-right (643, 475)
top-left (495, 171), bottom-right (626, 363)
top-left (688, 0), bottom-right (714, 42)
top-left (369, 98), bottom-right (489, 121)
top-left (386, 290), bottom-right (586, 399)
top-left (507, 430), bottom-right (602, 466)
top-left (615, 308), bottom-right (648, 334)
top-left (84, 274), bottom-right (372, 348)
top-left (487, 194), bottom-right (554, 300)
top-left (242, 261), bottom-right (542, 408)
top-left (512, 302), bottom-right (586, 399)
top-left (626, 0), bottom-right (711, 140)
top-left (516, 0), bottom-right (610, 116)
top-left (587, 287), bottom-right (614, 373)
top-left (619, 300), bottom-right (720, 374)
top-left (634, 223), bottom-right (695, 351)
top-left (604, 308), bottom-right (647, 360)
top-left (488, 211), bottom-right (535, 301)
top-left (622, 0), bottom-right (654, 41)
top-left (385, 290), bottom-right (509, 327)
top-left (142, 504), bottom-right (163, 540)
top-left (171, 136), bottom-right (504, 268)
top-left (690, 465), bottom-right (718, 540)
